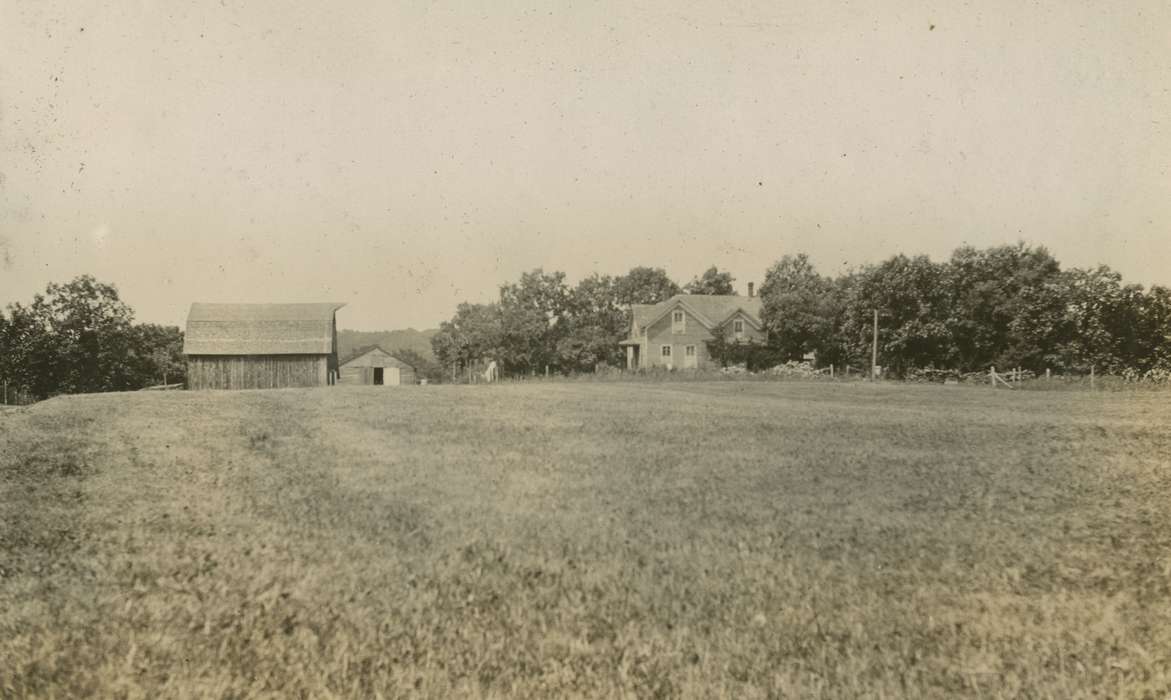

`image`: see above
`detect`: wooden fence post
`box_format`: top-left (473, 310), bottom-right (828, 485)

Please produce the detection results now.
top-left (1046, 368), bottom-right (1051, 381)
top-left (1090, 365), bottom-right (1095, 390)
top-left (830, 364), bottom-right (835, 378)
top-left (990, 366), bottom-right (995, 387)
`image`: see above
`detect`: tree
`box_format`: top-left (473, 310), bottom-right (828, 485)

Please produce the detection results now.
top-left (1050, 265), bottom-right (1152, 373)
top-left (683, 266), bottom-right (735, 295)
top-left (944, 243), bottom-right (1063, 372)
top-left (499, 269), bottom-right (571, 374)
top-left (391, 347), bottom-right (445, 384)
top-left (758, 254), bottom-right (835, 362)
top-left (46, 276), bottom-right (137, 392)
top-left (130, 323), bottom-right (186, 387)
top-left (430, 302), bottom-right (504, 378)
top-left (558, 274), bottom-right (627, 372)
top-left (614, 267), bottom-right (681, 306)
top-left (841, 255), bottom-right (953, 375)
top-left (1142, 285), bottom-right (1171, 371)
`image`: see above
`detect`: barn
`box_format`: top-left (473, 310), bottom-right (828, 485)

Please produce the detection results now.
top-left (183, 303), bottom-right (345, 390)
top-left (338, 346), bottom-right (417, 386)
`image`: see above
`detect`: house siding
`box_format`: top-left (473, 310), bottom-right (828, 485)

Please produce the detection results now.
top-left (645, 309), bottom-right (716, 369)
top-left (643, 308), bottom-right (765, 369)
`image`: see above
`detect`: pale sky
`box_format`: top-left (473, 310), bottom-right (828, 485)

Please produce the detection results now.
top-left (1, 0), bottom-right (1168, 330)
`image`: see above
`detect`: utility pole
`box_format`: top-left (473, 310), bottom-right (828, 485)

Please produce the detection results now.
top-left (871, 308), bottom-right (879, 380)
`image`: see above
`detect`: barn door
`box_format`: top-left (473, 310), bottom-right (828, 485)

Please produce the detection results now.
top-left (387, 368), bottom-right (401, 386)
top-left (373, 367), bottom-right (384, 385)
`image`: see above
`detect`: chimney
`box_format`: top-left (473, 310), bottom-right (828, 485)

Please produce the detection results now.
top-left (748, 282), bottom-right (755, 297)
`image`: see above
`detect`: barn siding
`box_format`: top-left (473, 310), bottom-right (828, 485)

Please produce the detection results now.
top-left (187, 355), bottom-right (329, 390)
top-left (337, 348), bottom-right (418, 385)
top-left (338, 365), bottom-right (417, 386)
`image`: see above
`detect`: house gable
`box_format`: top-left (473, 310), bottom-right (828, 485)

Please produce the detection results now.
top-left (621, 293), bottom-right (765, 370)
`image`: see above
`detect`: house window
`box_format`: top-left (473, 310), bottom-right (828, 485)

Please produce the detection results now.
top-left (672, 310), bottom-right (685, 334)
top-left (661, 345), bottom-right (672, 358)
top-left (685, 345), bottom-right (695, 357)
top-left (733, 319), bottom-right (744, 339)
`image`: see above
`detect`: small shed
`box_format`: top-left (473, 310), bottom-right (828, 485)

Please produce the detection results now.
top-left (338, 346), bottom-right (417, 386)
top-left (184, 302), bottom-right (345, 390)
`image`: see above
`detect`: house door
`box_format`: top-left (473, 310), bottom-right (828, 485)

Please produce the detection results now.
top-left (684, 345), bottom-right (697, 369)
top-left (373, 367), bottom-right (384, 385)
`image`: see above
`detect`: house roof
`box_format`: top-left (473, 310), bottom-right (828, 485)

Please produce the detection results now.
top-left (340, 345), bottom-right (416, 369)
top-left (184, 303), bottom-right (344, 355)
top-left (638, 294), bottom-right (763, 333)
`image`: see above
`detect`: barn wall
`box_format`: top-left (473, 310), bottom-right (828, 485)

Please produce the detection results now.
top-left (337, 349), bottom-right (418, 385)
top-left (187, 355), bottom-right (329, 390)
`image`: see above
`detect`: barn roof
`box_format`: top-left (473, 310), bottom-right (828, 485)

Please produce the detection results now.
top-left (184, 303), bottom-right (345, 355)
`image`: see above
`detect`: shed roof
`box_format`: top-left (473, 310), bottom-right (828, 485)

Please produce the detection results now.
top-left (184, 303), bottom-right (345, 355)
top-left (340, 345), bottom-right (416, 369)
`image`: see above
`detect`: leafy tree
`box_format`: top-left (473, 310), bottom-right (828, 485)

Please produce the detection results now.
top-left (705, 326), bottom-right (734, 368)
top-left (614, 266), bottom-right (681, 306)
top-left (704, 327), bottom-right (783, 370)
top-left (758, 254), bottom-right (836, 362)
top-left (390, 347), bottom-right (445, 384)
top-left (430, 302), bottom-right (504, 378)
top-left (944, 243), bottom-right (1062, 372)
top-left (839, 255), bottom-right (954, 376)
top-left (30, 276), bottom-right (138, 394)
top-left (1142, 285), bottom-right (1171, 371)
top-left (130, 323), bottom-right (186, 386)
top-left (499, 269), bottom-right (571, 374)
top-left (683, 266), bottom-right (736, 295)
top-left (558, 274), bottom-right (627, 371)
top-left (1050, 265), bottom-right (1155, 373)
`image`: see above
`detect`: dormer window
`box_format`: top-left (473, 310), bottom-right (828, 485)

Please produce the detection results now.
top-left (733, 319), bottom-right (745, 339)
top-left (672, 310), bottom-right (685, 334)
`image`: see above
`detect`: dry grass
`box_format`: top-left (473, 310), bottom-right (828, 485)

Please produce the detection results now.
top-left (2, 382), bottom-right (1169, 698)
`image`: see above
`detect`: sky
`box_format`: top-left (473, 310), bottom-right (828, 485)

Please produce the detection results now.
top-left (1, 0), bottom-right (1168, 331)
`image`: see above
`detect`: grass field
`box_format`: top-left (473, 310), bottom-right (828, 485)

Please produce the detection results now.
top-left (2, 382), bottom-right (1169, 697)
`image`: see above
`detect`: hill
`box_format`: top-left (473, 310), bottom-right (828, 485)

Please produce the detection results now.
top-left (2, 382), bottom-right (1168, 696)
top-left (337, 327), bottom-right (438, 363)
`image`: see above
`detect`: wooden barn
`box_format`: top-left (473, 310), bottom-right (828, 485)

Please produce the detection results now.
top-left (338, 346), bottom-right (417, 386)
top-left (184, 303), bottom-right (345, 390)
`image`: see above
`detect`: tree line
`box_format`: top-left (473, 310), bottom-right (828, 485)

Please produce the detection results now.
top-left (432, 244), bottom-right (1171, 378)
top-left (0, 276), bottom-right (185, 401)
top-left (763, 244), bottom-right (1170, 376)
